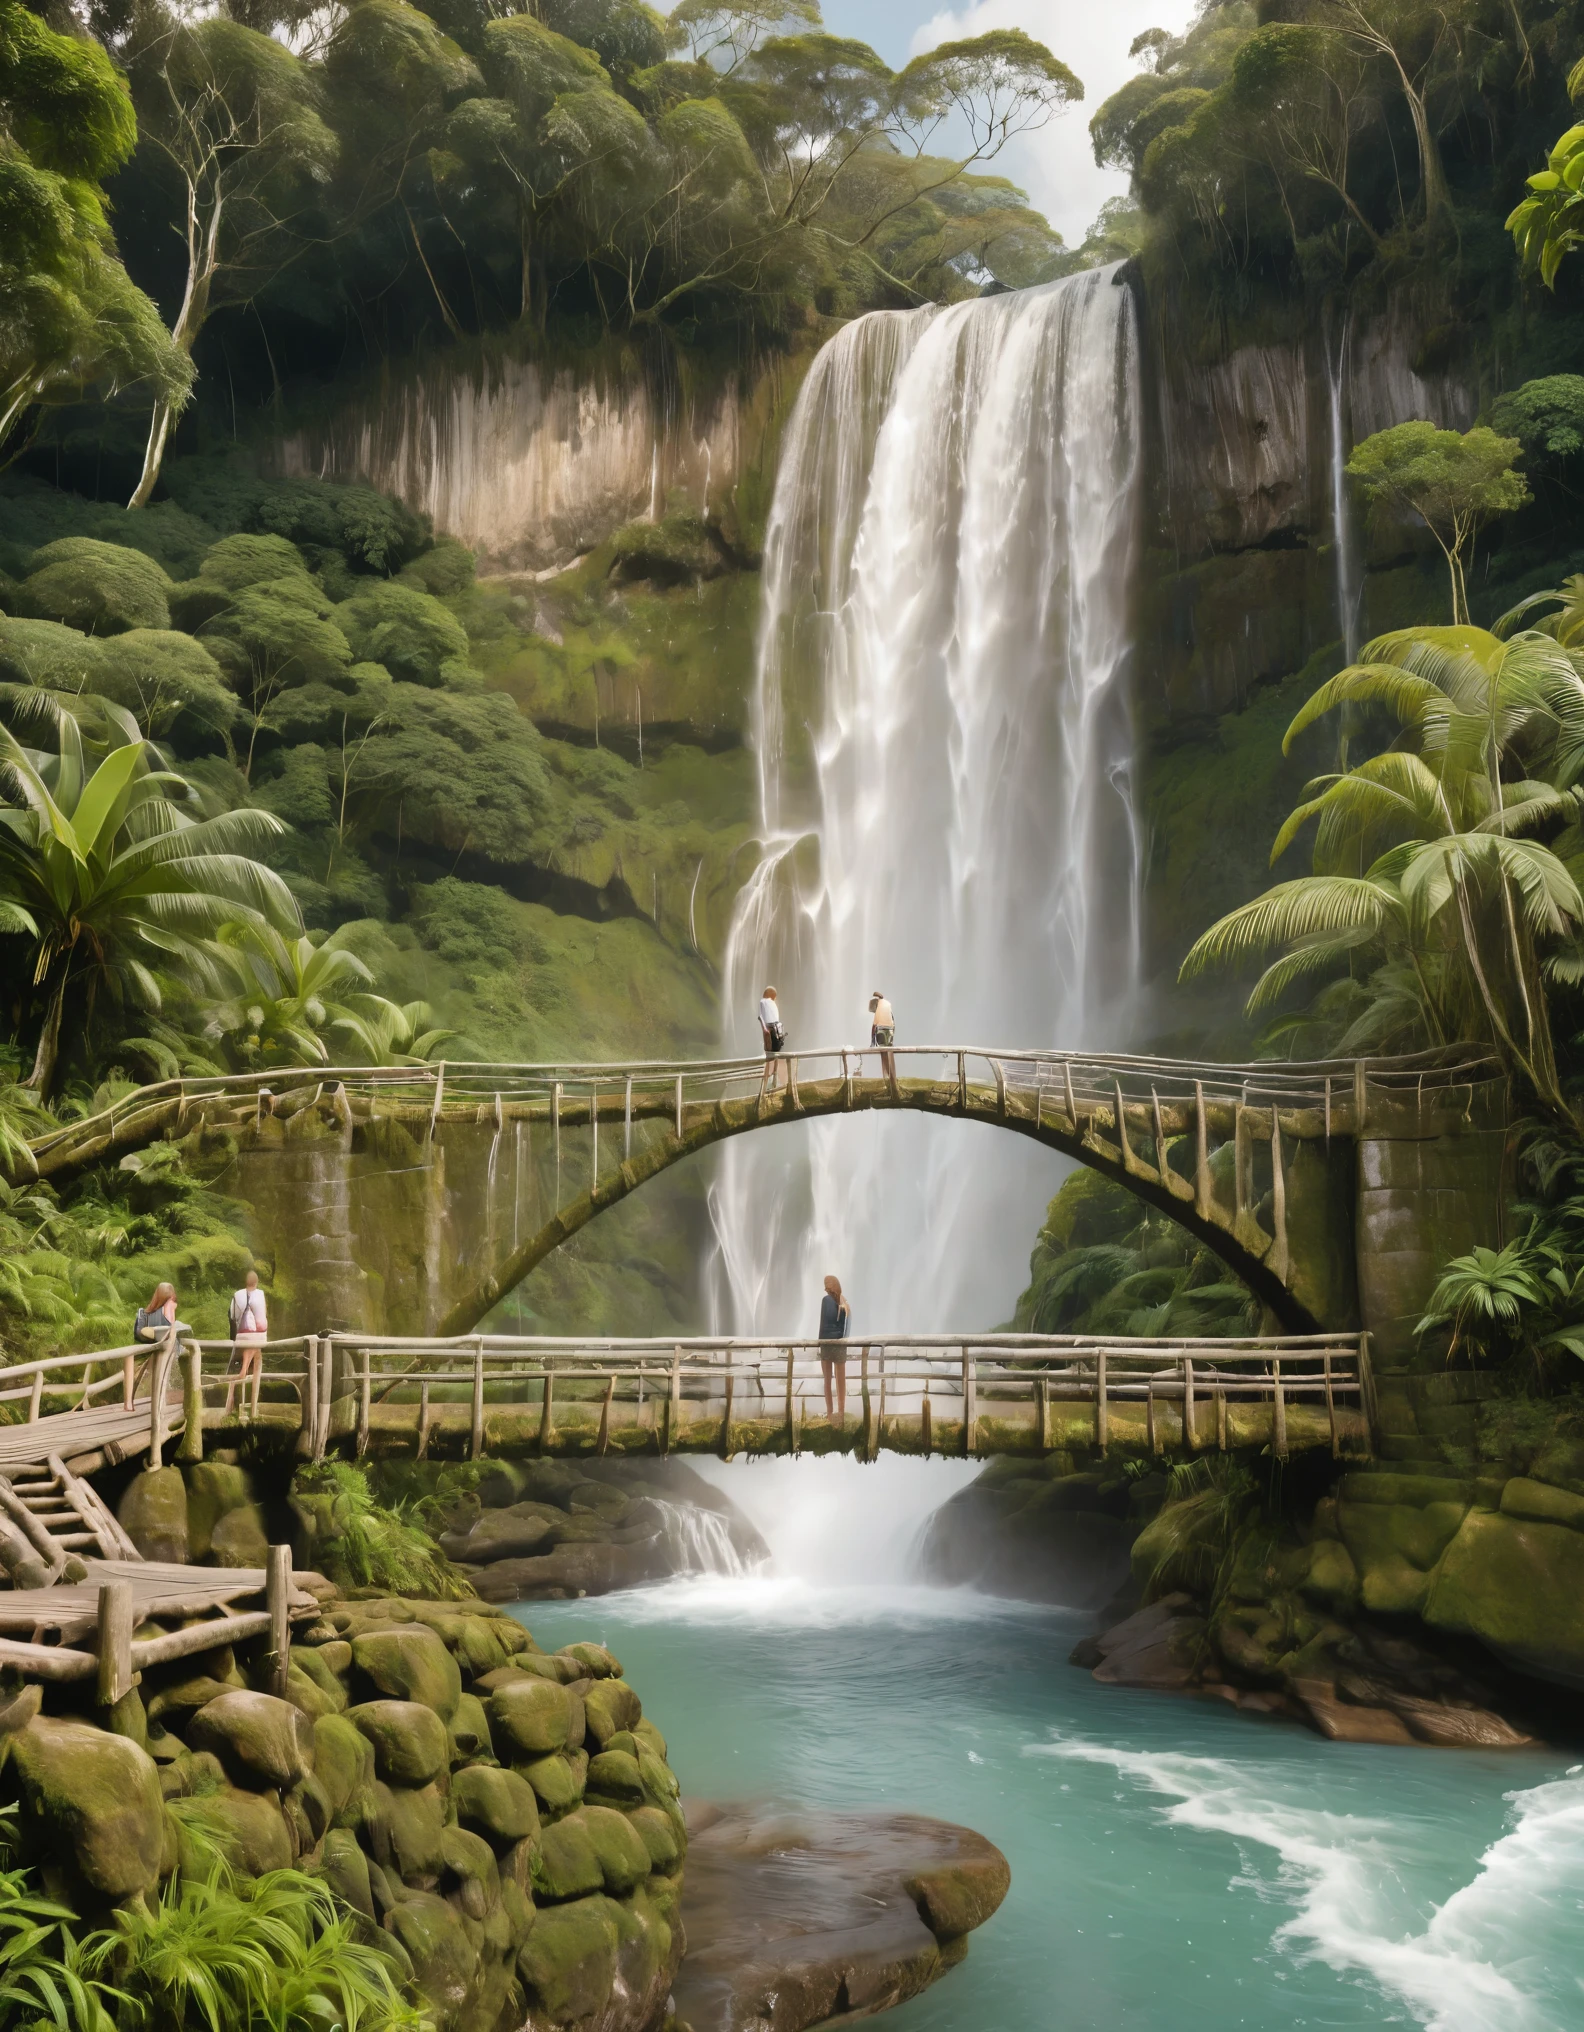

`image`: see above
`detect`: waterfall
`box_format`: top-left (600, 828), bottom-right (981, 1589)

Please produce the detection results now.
top-left (1326, 318), bottom-right (1363, 661)
top-left (649, 1499), bottom-right (755, 1578)
top-left (711, 266), bottom-right (1145, 1334)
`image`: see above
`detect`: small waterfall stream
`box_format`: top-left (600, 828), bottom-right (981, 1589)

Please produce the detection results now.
top-left (711, 266), bottom-right (1145, 1334)
top-left (1326, 318), bottom-right (1363, 661)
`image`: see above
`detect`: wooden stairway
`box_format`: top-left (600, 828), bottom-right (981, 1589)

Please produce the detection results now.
top-left (0, 1456), bottom-right (141, 1579)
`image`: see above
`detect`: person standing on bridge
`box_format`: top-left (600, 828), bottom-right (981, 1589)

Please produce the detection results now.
top-left (818, 1274), bottom-right (851, 1423)
top-left (224, 1269), bottom-right (270, 1421)
top-left (868, 990), bottom-right (896, 1083)
top-left (134, 1282), bottom-right (191, 1345)
top-left (758, 985), bottom-right (786, 1094)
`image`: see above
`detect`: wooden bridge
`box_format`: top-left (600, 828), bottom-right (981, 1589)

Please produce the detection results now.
top-left (8, 1045), bottom-right (1506, 1346)
top-left (3, 1328), bottom-right (1375, 1472)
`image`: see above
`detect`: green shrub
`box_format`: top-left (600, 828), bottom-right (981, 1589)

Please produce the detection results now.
top-left (292, 1460), bottom-right (473, 1599)
top-left (17, 537), bottom-right (172, 634)
top-left (336, 582), bottom-right (470, 687)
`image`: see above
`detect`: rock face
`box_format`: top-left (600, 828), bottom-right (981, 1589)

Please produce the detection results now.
top-left (917, 1457), bottom-right (1146, 1608)
top-left (438, 1459), bottom-right (767, 1602)
top-left (673, 1804), bottom-right (1010, 2032)
top-left (0, 1587), bottom-right (687, 2032)
top-left (270, 344), bottom-right (792, 573)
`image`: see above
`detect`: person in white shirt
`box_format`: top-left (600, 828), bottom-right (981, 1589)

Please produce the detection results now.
top-left (868, 989), bottom-right (896, 1082)
top-left (225, 1269), bottom-right (269, 1419)
top-left (758, 985), bottom-right (786, 1093)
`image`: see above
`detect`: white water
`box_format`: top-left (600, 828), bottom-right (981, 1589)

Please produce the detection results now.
top-left (1326, 319), bottom-right (1364, 662)
top-left (711, 267), bottom-right (1145, 1336)
top-left (648, 1497), bottom-right (752, 1579)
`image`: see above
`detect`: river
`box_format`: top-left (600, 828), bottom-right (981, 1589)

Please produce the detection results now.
top-left (515, 1459), bottom-right (1584, 2032)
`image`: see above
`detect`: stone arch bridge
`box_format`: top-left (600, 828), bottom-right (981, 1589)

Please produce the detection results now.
top-left (15, 1046), bottom-right (1506, 1361)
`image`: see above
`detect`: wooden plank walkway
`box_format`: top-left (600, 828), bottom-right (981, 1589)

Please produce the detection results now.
top-left (0, 1558), bottom-right (321, 1645)
top-left (0, 1397), bottom-right (184, 1475)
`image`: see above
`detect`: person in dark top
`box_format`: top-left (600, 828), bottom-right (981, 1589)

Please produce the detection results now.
top-left (818, 1273), bottom-right (850, 1422)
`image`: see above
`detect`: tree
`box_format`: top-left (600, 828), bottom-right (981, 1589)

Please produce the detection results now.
top-left (204, 919), bottom-right (371, 1067)
top-left (1179, 620), bottom-right (1584, 1124)
top-left (0, 694), bottom-right (295, 1096)
top-left (120, 6), bottom-right (337, 506)
top-left (1346, 422), bottom-right (1529, 625)
top-left (0, 0), bottom-right (190, 461)
top-left (1489, 375), bottom-right (1584, 465)
top-left (1507, 58), bottom-right (1584, 286)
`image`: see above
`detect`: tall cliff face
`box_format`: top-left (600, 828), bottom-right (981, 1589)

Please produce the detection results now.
top-left (271, 343), bottom-right (794, 572)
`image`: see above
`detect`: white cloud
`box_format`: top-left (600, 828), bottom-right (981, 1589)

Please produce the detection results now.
top-left (910, 0), bottom-right (1197, 245)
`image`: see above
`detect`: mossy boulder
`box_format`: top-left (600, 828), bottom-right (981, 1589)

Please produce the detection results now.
top-left (453, 1764), bottom-right (541, 1848)
top-left (448, 1691), bottom-right (492, 1764)
top-left (582, 1677), bottom-right (640, 1746)
top-left (190, 1691), bottom-right (312, 1790)
top-left (118, 1466), bottom-right (189, 1564)
top-left (532, 1813), bottom-right (605, 1901)
top-left (290, 1645), bottom-right (349, 1714)
top-left (387, 1889), bottom-right (478, 2029)
top-left (488, 1677), bottom-right (572, 1760)
top-left (1300, 1538), bottom-right (1361, 1613)
top-left (318, 1826), bottom-right (376, 1920)
top-left (627, 1805), bottom-right (681, 1873)
top-left (439, 1824), bottom-right (501, 1922)
top-left (351, 1628), bottom-right (461, 1719)
top-left (369, 1778), bottom-right (448, 1881)
top-left (580, 1805), bottom-right (651, 1895)
top-left (184, 1463), bottom-right (253, 1561)
top-left (312, 1713), bottom-right (375, 1825)
top-left (584, 1749), bottom-right (644, 1808)
top-left (349, 1700), bottom-right (450, 1787)
top-left (210, 1504), bottom-right (271, 1568)
top-left (199, 1784), bottom-right (295, 1877)
top-left (1424, 1509), bottom-right (1584, 1685)
top-left (11, 1718), bottom-right (165, 1902)
top-left (519, 1895), bottom-right (620, 2022)
top-left (559, 1641), bottom-right (621, 1678)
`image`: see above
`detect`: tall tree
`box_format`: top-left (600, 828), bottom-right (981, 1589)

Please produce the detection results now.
top-left (0, 0), bottom-right (188, 461)
top-left (1346, 422), bottom-right (1529, 625)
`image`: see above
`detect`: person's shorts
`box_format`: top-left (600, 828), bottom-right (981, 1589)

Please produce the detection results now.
top-left (818, 1342), bottom-right (847, 1363)
top-left (873, 1027), bottom-right (894, 1046)
top-left (765, 1028), bottom-right (785, 1055)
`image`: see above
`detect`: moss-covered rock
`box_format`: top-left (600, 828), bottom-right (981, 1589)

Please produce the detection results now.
top-left (579, 1804), bottom-right (651, 1895)
top-left (200, 1784), bottom-right (295, 1877)
top-left (453, 1764), bottom-right (541, 1848)
top-left (11, 1718), bottom-right (165, 1903)
top-left (351, 1628), bottom-right (461, 1719)
top-left (118, 1466), bottom-right (189, 1563)
top-left (312, 1713), bottom-right (375, 1825)
top-left (582, 1677), bottom-right (640, 1747)
top-left (349, 1700), bottom-right (450, 1787)
top-left (184, 1462), bottom-right (254, 1561)
top-left (584, 1749), bottom-right (644, 1808)
top-left (1424, 1509), bottom-right (1584, 1685)
top-left (318, 1825), bottom-right (376, 1920)
top-left (210, 1504), bottom-right (271, 1568)
top-left (290, 1645), bottom-right (349, 1714)
top-left (439, 1824), bottom-right (500, 1921)
top-left (369, 1778), bottom-right (448, 1881)
top-left (627, 1805), bottom-right (681, 1873)
top-left (532, 1812), bottom-right (605, 1901)
top-left (387, 1889), bottom-right (477, 2029)
top-left (487, 1676), bottom-right (572, 1760)
top-left (189, 1691), bottom-right (312, 1791)
top-left (518, 1893), bottom-right (619, 2023)
top-left (448, 1691), bottom-right (492, 1765)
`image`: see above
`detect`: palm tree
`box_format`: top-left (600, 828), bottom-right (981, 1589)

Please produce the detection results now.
top-left (204, 921), bottom-right (374, 1069)
top-left (1181, 620), bottom-right (1584, 1124)
top-left (332, 995), bottom-right (456, 1067)
top-left (0, 694), bottom-right (294, 1098)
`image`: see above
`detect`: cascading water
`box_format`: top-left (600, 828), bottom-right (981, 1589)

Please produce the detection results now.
top-left (1326, 317), bottom-right (1364, 661)
top-left (711, 266), bottom-right (1144, 1334)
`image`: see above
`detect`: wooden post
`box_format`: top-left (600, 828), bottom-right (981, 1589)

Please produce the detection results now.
top-left (1269, 1115), bottom-right (1289, 1280)
top-left (1194, 1082), bottom-right (1211, 1219)
top-left (1234, 1105), bottom-right (1251, 1221)
top-left (784, 1349), bottom-right (795, 1453)
top-left (957, 1051), bottom-right (967, 1107)
top-left (873, 1351), bottom-right (885, 1462)
top-left (590, 1091), bottom-right (598, 1183)
top-left (538, 1366), bottom-right (555, 1454)
top-left (266, 1544), bottom-right (291, 1699)
top-left (992, 1060), bottom-right (1007, 1118)
top-left (553, 1084), bottom-right (562, 1198)
top-left (357, 1349), bottom-right (371, 1458)
top-left (417, 1378), bottom-right (432, 1460)
top-left (674, 1074), bottom-right (683, 1142)
top-left (250, 1338), bottom-right (264, 1422)
top-left (1036, 1374), bottom-right (1050, 1454)
top-left (97, 1581), bottom-right (134, 1709)
top-left (624, 1077), bottom-right (633, 1161)
top-left (1324, 1074), bottom-right (1332, 1145)
top-left (1095, 1349), bottom-right (1108, 1453)
top-left (317, 1338), bottom-right (333, 1460)
top-left (1324, 1348), bottom-right (1338, 1458)
top-left (28, 1367), bottom-right (42, 1424)
top-left (1272, 1356), bottom-right (1288, 1460)
top-left (1357, 1330), bottom-right (1379, 1440)
top-left (720, 1371), bottom-right (734, 1459)
top-left (148, 1331), bottom-right (174, 1469)
top-left (178, 1339), bottom-right (203, 1463)
top-left (301, 1335), bottom-right (319, 1457)
top-left (1063, 1057), bottom-right (1078, 1132)
top-left (860, 1345), bottom-right (871, 1455)
top-left (471, 1340), bottom-right (485, 1460)
top-left (788, 1056), bottom-right (802, 1111)
top-left (1146, 1379), bottom-right (1157, 1454)
top-left (597, 1376), bottom-right (614, 1457)
top-left (1216, 1384), bottom-right (1228, 1452)
top-left (122, 1352), bottom-right (135, 1411)
top-left (1113, 1079), bottom-right (1136, 1172)
top-left (663, 1348), bottom-right (680, 1455)
top-left (921, 1392), bottom-right (933, 1455)
top-left (1182, 1356), bottom-right (1195, 1451)
top-left (1353, 1058), bottom-right (1368, 1136)
top-left (841, 1050), bottom-right (853, 1108)
top-left (962, 1348), bottom-right (977, 1455)
top-left (429, 1060), bottom-right (446, 1134)
top-left (1151, 1085), bottom-right (1167, 1181)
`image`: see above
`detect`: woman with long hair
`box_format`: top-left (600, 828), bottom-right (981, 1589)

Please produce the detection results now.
top-left (818, 1273), bottom-right (850, 1422)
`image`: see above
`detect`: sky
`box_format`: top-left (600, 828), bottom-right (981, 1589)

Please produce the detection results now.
top-left (823, 0), bottom-right (1199, 246)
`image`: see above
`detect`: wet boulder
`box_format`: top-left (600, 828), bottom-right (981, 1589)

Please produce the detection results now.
top-left (351, 1627), bottom-right (461, 1719)
top-left (190, 1691), bottom-right (313, 1790)
top-left (349, 1699), bottom-right (450, 1787)
top-left (11, 1718), bottom-right (165, 1903)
